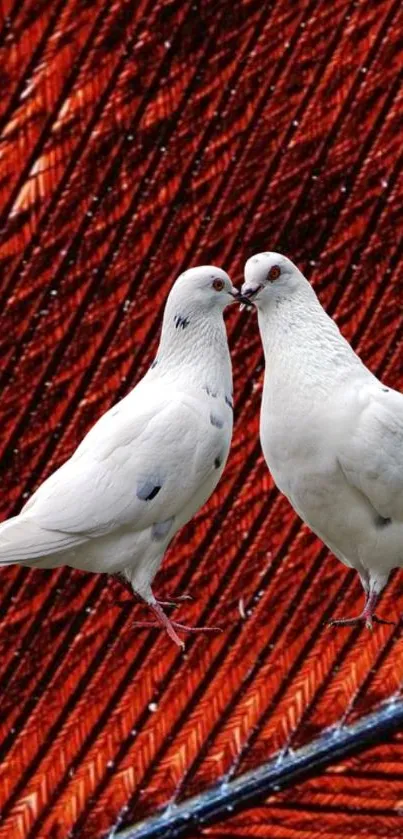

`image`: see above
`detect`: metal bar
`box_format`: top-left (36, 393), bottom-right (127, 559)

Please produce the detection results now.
top-left (116, 698), bottom-right (403, 839)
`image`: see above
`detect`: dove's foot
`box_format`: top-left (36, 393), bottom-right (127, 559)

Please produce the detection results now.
top-left (329, 590), bottom-right (396, 631)
top-left (134, 601), bottom-right (222, 648)
top-left (329, 613), bottom-right (396, 630)
top-left (155, 593), bottom-right (193, 608)
top-left (329, 588), bottom-right (397, 630)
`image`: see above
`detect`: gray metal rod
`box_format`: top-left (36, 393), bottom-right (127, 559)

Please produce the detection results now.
top-left (115, 697), bottom-right (403, 839)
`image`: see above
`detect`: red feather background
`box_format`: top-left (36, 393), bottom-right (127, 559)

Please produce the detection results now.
top-left (0, 0), bottom-right (402, 836)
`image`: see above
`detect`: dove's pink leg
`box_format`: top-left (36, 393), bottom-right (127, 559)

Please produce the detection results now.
top-left (329, 590), bottom-right (395, 630)
top-left (133, 601), bottom-right (222, 648)
top-left (112, 576), bottom-right (219, 646)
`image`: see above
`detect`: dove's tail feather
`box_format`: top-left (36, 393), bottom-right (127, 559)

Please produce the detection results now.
top-left (0, 514), bottom-right (84, 567)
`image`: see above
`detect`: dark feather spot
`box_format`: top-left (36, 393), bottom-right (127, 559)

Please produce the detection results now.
top-left (225, 395), bottom-right (233, 410)
top-left (203, 384), bottom-right (217, 397)
top-left (151, 358), bottom-right (158, 369)
top-left (152, 518), bottom-right (173, 541)
top-left (174, 314), bottom-right (190, 330)
top-left (375, 514), bottom-right (392, 528)
top-left (137, 481), bottom-right (161, 501)
top-left (382, 388), bottom-right (389, 393)
top-left (210, 412), bottom-right (224, 429)
top-left (214, 456), bottom-right (222, 469)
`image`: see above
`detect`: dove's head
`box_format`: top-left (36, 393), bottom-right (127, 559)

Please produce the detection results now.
top-left (171, 266), bottom-right (238, 312)
top-left (240, 252), bottom-right (306, 310)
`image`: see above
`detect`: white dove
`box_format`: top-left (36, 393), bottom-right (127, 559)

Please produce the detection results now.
top-left (0, 266), bottom-right (238, 647)
top-left (241, 251), bottom-right (402, 629)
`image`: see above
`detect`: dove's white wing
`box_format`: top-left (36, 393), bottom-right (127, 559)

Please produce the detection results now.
top-left (338, 382), bottom-right (403, 522)
top-left (3, 383), bottom-right (226, 561)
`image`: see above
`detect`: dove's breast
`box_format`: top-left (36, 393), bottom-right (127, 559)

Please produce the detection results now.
top-left (259, 383), bottom-right (385, 565)
top-left (259, 393), bottom-right (322, 495)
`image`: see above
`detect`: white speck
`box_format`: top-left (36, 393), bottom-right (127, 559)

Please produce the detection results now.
top-left (292, 119), bottom-right (299, 127)
top-left (340, 185), bottom-right (347, 193)
top-left (309, 260), bottom-right (316, 266)
top-left (127, 134), bottom-right (134, 141)
top-left (381, 178), bottom-right (388, 188)
top-left (148, 702), bottom-right (158, 712)
top-left (360, 66), bottom-right (367, 73)
top-left (164, 40), bottom-right (171, 48)
top-left (107, 760), bottom-right (114, 769)
top-left (238, 597), bottom-right (246, 619)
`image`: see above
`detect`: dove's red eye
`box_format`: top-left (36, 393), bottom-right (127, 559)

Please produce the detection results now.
top-left (268, 265), bottom-right (281, 281)
top-left (212, 279), bottom-right (224, 291)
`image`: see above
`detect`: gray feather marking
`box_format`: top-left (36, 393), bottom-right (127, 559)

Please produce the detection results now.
top-left (152, 518), bottom-right (174, 541)
top-left (210, 412), bottom-right (224, 429)
top-left (137, 480), bottom-right (162, 501)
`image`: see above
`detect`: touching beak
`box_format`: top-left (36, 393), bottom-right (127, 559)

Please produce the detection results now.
top-left (237, 283), bottom-right (262, 307)
top-left (229, 286), bottom-right (242, 301)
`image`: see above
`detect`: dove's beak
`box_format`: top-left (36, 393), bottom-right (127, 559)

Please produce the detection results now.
top-left (237, 284), bottom-right (261, 308)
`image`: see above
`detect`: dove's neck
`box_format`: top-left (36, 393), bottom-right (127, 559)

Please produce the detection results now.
top-left (153, 302), bottom-right (232, 394)
top-left (258, 284), bottom-right (365, 397)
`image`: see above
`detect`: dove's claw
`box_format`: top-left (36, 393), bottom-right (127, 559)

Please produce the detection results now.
top-left (329, 588), bottom-right (397, 630)
top-left (371, 615), bottom-right (396, 626)
top-left (329, 613), bottom-right (395, 629)
top-left (156, 593), bottom-right (193, 607)
top-left (329, 616), bottom-right (366, 627)
top-left (133, 600), bottom-right (222, 648)
top-left (149, 601), bottom-right (185, 647)
top-left (169, 621), bottom-right (222, 634)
